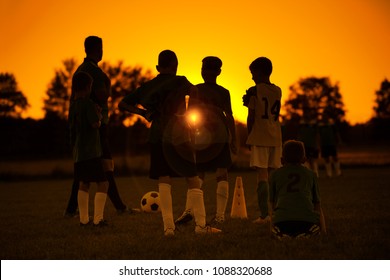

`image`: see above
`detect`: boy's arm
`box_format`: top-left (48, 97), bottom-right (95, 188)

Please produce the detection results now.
top-left (247, 108), bottom-right (255, 136)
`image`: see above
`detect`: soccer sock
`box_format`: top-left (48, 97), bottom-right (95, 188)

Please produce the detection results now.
top-left (325, 163), bottom-right (332, 177)
top-left (216, 181), bottom-right (229, 220)
top-left (93, 192), bottom-right (107, 224)
top-left (78, 190), bottom-right (89, 224)
top-left (189, 188), bottom-right (206, 228)
top-left (158, 183), bottom-right (175, 232)
top-left (257, 181), bottom-right (269, 218)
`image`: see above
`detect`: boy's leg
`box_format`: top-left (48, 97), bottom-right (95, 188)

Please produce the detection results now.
top-left (78, 182), bottom-right (90, 225)
top-left (103, 158), bottom-right (127, 212)
top-left (94, 181), bottom-right (109, 225)
top-left (253, 167), bottom-right (270, 224)
top-left (64, 179), bottom-right (79, 216)
top-left (215, 168), bottom-right (229, 222)
top-left (158, 177), bottom-right (175, 236)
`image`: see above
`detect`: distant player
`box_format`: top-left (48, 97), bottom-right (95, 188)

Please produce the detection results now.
top-left (298, 114), bottom-right (320, 177)
top-left (244, 57), bottom-right (282, 224)
top-left (68, 71), bottom-right (108, 226)
top-left (318, 114), bottom-right (342, 177)
top-left (269, 140), bottom-right (327, 239)
top-left (175, 56), bottom-right (237, 226)
top-left (119, 50), bottom-right (221, 236)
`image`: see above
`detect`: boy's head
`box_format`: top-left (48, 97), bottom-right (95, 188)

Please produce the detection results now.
top-left (157, 50), bottom-right (178, 74)
top-left (71, 71), bottom-right (93, 100)
top-left (201, 56), bottom-right (222, 82)
top-left (282, 140), bottom-right (306, 165)
top-left (84, 36), bottom-right (103, 62)
top-left (249, 57), bottom-right (272, 83)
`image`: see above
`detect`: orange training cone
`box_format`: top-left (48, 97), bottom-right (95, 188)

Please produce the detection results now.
top-left (230, 176), bottom-right (248, 219)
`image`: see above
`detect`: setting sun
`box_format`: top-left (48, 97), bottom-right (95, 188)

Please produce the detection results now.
top-left (1, 0), bottom-right (389, 124)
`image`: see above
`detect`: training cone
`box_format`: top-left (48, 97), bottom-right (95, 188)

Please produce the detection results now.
top-left (230, 176), bottom-right (248, 219)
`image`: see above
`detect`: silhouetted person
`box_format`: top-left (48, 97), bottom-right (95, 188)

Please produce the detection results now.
top-left (64, 36), bottom-right (132, 217)
top-left (69, 71), bottom-right (108, 226)
top-left (119, 50), bottom-right (221, 236)
top-left (175, 56), bottom-right (237, 226)
top-left (269, 140), bottom-right (326, 239)
top-left (244, 57), bottom-right (282, 225)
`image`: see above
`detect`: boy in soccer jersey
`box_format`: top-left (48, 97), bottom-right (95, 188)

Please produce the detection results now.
top-left (119, 50), bottom-right (221, 236)
top-left (318, 114), bottom-right (342, 177)
top-left (175, 56), bottom-right (237, 226)
top-left (244, 57), bottom-right (282, 224)
top-left (68, 71), bottom-right (109, 226)
top-left (64, 36), bottom-right (133, 218)
top-left (269, 140), bottom-right (327, 239)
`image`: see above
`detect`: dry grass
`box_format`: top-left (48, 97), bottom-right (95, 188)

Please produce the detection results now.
top-left (0, 167), bottom-right (389, 260)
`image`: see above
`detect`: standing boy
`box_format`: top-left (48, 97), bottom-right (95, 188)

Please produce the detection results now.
top-left (69, 71), bottom-right (108, 226)
top-left (175, 56), bottom-right (237, 226)
top-left (119, 50), bottom-right (220, 236)
top-left (269, 140), bottom-right (326, 239)
top-left (244, 57), bottom-right (282, 224)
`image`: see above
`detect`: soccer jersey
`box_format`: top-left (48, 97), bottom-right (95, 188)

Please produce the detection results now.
top-left (69, 98), bottom-right (102, 162)
top-left (246, 83), bottom-right (282, 147)
top-left (121, 73), bottom-right (194, 145)
top-left (298, 123), bottom-right (319, 149)
top-left (195, 82), bottom-right (232, 143)
top-left (269, 164), bottom-right (321, 224)
top-left (75, 58), bottom-right (111, 125)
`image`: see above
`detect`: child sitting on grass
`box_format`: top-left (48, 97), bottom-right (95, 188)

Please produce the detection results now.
top-left (269, 140), bottom-right (327, 239)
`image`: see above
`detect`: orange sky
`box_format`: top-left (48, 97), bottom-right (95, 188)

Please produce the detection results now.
top-left (1, 0), bottom-right (389, 124)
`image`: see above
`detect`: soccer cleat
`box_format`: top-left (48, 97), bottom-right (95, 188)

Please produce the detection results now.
top-left (209, 216), bottom-right (225, 227)
top-left (79, 221), bottom-right (91, 227)
top-left (252, 216), bottom-right (270, 225)
top-left (93, 220), bottom-right (109, 227)
top-left (195, 225), bottom-right (222, 234)
top-left (164, 227), bottom-right (175, 237)
top-left (64, 209), bottom-right (79, 218)
top-left (175, 209), bottom-right (193, 225)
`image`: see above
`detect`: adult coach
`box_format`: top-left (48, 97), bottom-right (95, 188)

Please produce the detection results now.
top-left (64, 36), bottom-right (131, 217)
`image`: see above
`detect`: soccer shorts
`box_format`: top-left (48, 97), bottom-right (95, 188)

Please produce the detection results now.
top-left (74, 157), bottom-right (107, 183)
top-left (149, 142), bottom-right (198, 180)
top-left (249, 146), bottom-right (281, 169)
top-left (196, 143), bottom-right (232, 172)
top-left (321, 145), bottom-right (337, 158)
top-left (272, 221), bottom-right (320, 240)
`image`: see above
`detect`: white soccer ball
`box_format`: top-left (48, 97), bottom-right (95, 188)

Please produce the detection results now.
top-left (140, 191), bottom-right (161, 213)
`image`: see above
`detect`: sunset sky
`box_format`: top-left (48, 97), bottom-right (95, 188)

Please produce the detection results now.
top-left (1, 0), bottom-right (389, 124)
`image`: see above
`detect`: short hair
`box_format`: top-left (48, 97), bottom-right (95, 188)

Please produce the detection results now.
top-left (202, 56), bottom-right (222, 70)
top-left (72, 71), bottom-right (92, 93)
top-left (84, 36), bottom-right (102, 54)
top-left (249, 57), bottom-right (273, 76)
top-left (158, 50), bottom-right (178, 68)
top-left (282, 140), bottom-right (305, 164)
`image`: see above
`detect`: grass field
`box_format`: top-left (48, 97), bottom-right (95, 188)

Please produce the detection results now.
top-left (1, 166), bottom-right (389, 260)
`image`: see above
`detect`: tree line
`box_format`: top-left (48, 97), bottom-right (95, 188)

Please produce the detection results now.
top-left (1, 59), bottom-right (389, 159)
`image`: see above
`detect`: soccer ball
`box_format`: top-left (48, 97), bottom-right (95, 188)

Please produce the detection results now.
top-left (140, 191), bottom-right (161, 213)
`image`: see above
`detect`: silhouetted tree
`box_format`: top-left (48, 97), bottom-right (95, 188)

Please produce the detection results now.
top-left (0, 73), bottom-right (29, 118)
top-left (101, 61), bottom-right (153, 126)
top-left (373, 78), bottom-right (390, 119)
top-left (43, 58), bottom-right (76, 119)
top-left (369, 78), bottom-right (390, 141)
top-left (284, 77), bottom-right (346, 124)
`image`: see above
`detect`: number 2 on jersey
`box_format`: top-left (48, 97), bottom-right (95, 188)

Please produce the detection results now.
top-left (261, 97), bottom-right (281, 121)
